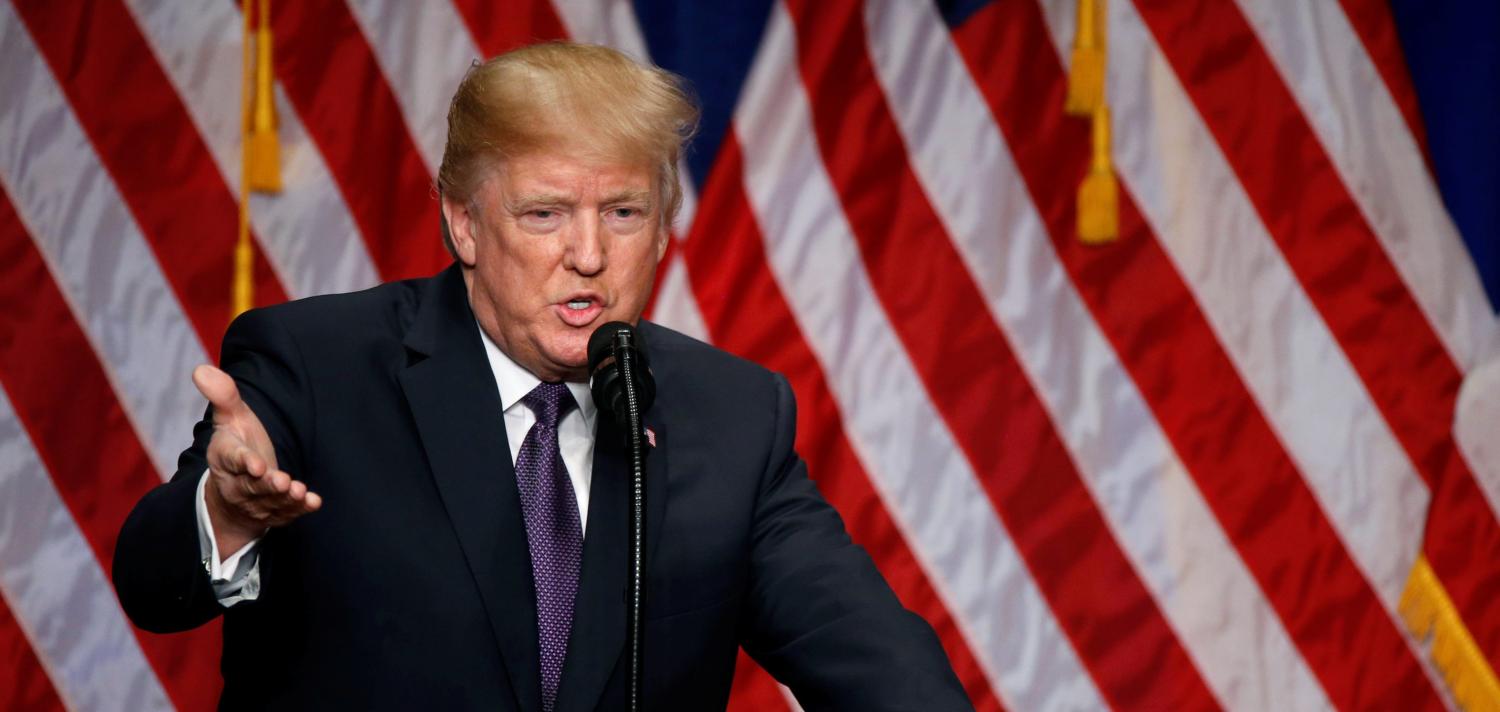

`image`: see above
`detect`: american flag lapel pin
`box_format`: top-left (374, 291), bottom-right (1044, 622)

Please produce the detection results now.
top-left (645, 427), bottom-right (657, 448)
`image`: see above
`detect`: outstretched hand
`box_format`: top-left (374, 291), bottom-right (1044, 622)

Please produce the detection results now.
top-left (193, 365), bottom-right (321, 559)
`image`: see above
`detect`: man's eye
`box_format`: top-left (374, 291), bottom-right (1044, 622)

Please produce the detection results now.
top-left (532, 210), bottom-right (556, 220)
top-left (612, 208), bottom-right (637, 219)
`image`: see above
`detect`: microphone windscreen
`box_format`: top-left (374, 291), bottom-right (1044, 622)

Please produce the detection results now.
top-left (588, 321), bottom-right (635, 375)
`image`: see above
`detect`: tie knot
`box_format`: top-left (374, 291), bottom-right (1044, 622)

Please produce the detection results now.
top-left (523, 382), bottom-right (576, 428)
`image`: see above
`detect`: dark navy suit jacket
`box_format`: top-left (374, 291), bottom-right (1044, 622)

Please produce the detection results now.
top-left (113, 264), bottom-right (969, 710)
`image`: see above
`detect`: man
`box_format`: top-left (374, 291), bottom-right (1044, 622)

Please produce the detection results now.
top-left (113, 42), bottom-right (969, 710)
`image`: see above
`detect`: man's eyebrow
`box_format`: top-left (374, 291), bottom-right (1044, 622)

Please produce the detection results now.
top-left (504, 193), bottom-right (574, 212)
top-left (602, 189), bottom-right (653, 206)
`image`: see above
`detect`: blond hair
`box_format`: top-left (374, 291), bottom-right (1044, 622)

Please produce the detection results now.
top-left (437, 42), bottom-right (699, 253)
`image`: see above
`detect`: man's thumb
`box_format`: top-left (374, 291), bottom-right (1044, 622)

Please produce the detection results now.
top-left (192, 365), bottom-right (244, 419)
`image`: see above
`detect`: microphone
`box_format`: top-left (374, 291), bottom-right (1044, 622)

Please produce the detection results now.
top-left (588, 321), bottom-right (655, 429)
top-left (586, 320), bottom-right (653, 712)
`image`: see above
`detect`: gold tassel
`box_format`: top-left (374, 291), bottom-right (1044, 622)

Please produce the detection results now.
top-left (1066, 0), bottom-right (1105, 116)
top-left (1078, 107), bottom-right (1117, 244)
top-left (245, 0), bottom-right (281, 193)
top-left (1066, 0), bottom-right (1115, 243)
top-left (1400, 555), bottom-right (1500, 711)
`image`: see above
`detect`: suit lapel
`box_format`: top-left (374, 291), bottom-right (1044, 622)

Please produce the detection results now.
top-left (556, 410), bottom-right (669, 712)
top-left (397, 266), bottom-right (542, 712)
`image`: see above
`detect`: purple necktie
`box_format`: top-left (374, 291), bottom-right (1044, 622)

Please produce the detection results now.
top-left (514, 382), bottom-right (583, 712)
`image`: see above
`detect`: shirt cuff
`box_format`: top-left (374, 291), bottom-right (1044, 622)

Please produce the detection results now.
top-left (196, 469), bottom-right (264, 606)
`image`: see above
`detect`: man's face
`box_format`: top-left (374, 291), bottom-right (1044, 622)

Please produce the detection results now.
top-left (444, 148), bottom-right (668, 382)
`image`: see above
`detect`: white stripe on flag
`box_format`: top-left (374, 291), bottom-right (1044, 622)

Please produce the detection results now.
top-left (1456, 356), bottom-right (1500, 524)
top-left (0, 9), bottom-right (207, 480)
top-left (650, 253), bottom-right (711, 342)
top-left (674, 156), bottom-right (700, 237)
top-left (863, 3), bottom-right (1331, 709)
top-left (779, 683), bottom-right (804, 712)
top-left (735, 5), bottom-right (1107, 709)
top-left (0, 386), bottom-right (171, 712)
top-left (550, 0), bottom-right (653, 61)
top-left (123, 0), bottom-right (381, 299)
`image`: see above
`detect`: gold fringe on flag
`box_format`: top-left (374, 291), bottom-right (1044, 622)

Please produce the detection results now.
top-left (1400, 555), bottom-right (1500, 711)
top-left (1068, 0), bottom-right (1116, 243)
top-left (235, 0), bottom-right (280, 318)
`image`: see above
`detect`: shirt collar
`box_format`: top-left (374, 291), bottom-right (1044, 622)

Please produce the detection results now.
top-left (476, 321), bottom-right (597, 429)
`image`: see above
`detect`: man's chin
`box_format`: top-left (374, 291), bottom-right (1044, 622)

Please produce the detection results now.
top-left (537, 342), bottom-right (590, 381)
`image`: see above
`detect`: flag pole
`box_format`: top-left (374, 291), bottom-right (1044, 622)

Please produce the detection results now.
top-left (234, 0), bottom-right (255, 318)
top-left (236, 0), bottom-right (280, 318)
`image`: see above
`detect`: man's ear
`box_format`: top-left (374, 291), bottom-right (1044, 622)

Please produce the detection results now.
top-left (655, 222), bottom-right (671, 261)
top-left (441, 194), bottom-right (480, 267)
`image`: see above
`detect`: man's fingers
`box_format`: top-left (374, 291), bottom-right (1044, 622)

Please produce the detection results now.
top-left (240, 469), bottom-right (315, 504)
top-left (192, 365), bottom-right (247, 422)
top-left (207, 460), bottom-right (323, 536)
top-left (267, 470), bottom-right (291, 494)
top-left (244, 448), bottom-right (269, 478)
top-left (255, 477), bottom-right (322, 523)
top-left (210, 441), bottom-right (244, 476)
top-left (221, 445), bottom-right (266, 479)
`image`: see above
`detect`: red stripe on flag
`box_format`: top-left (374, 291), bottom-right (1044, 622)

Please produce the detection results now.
top-left (687, 135), bottom-right (1005, 711)
top-left (1335, 0), bottom-right (1431, 160)
top-left (452, 0), bottom-right (568, 56)
top-left (268, 0), bottom-right (449, 281)
top-left (12, 0), bottom-right (289, 360)
top-left (948, 1), bottom-right (1446, 707)
top-left (0, 593), bottom-right (65, 712)
top-left (781, 1), bottom-right (1220, 708)
top-left (1130, 0), bottom-right (1500, 671)
top-left (726, 649), bottom-right (792, 712)
top-left (642, 236), bottom-right (678, 320)
top-left (0, 184), bottom-right (223, 712)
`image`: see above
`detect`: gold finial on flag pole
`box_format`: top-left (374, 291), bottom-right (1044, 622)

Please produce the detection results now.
top-left (1077, 107), bottom-right (1117, 244)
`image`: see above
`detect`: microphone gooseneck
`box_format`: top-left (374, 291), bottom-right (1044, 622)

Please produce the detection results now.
top-left (587, 321), bottom-right (653, 712)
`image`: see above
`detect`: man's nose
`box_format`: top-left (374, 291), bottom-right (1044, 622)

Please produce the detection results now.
top-left (564, 213), bottom-right (606, 275)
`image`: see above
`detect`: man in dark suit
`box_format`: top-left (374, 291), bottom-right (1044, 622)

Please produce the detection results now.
top-left (112, 41), bottom-right (969, 710)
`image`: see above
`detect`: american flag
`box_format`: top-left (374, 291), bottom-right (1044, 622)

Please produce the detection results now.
top-left (2, 0), bottom-right (1498, 709)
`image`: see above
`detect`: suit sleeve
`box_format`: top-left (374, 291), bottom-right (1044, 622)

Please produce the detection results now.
top-left (112, 307), bottom-right (312, 634)
top-left (740, 374), bottom-right (972, 711)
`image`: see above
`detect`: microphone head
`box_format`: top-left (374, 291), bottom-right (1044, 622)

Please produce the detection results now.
top-left (588, 321), bottom-right (654, 423)
top-left (587, 321), bottom-right (636, 376)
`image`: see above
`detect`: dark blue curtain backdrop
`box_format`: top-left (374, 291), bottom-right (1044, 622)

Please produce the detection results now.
top-left (631, 0), bottom-right (774, 191)
top-left (1391, 1), bottom-right (1500, 312)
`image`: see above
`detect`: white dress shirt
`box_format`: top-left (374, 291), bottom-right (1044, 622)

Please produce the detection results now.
top-left (196, 321), bottom-right (598, 605)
